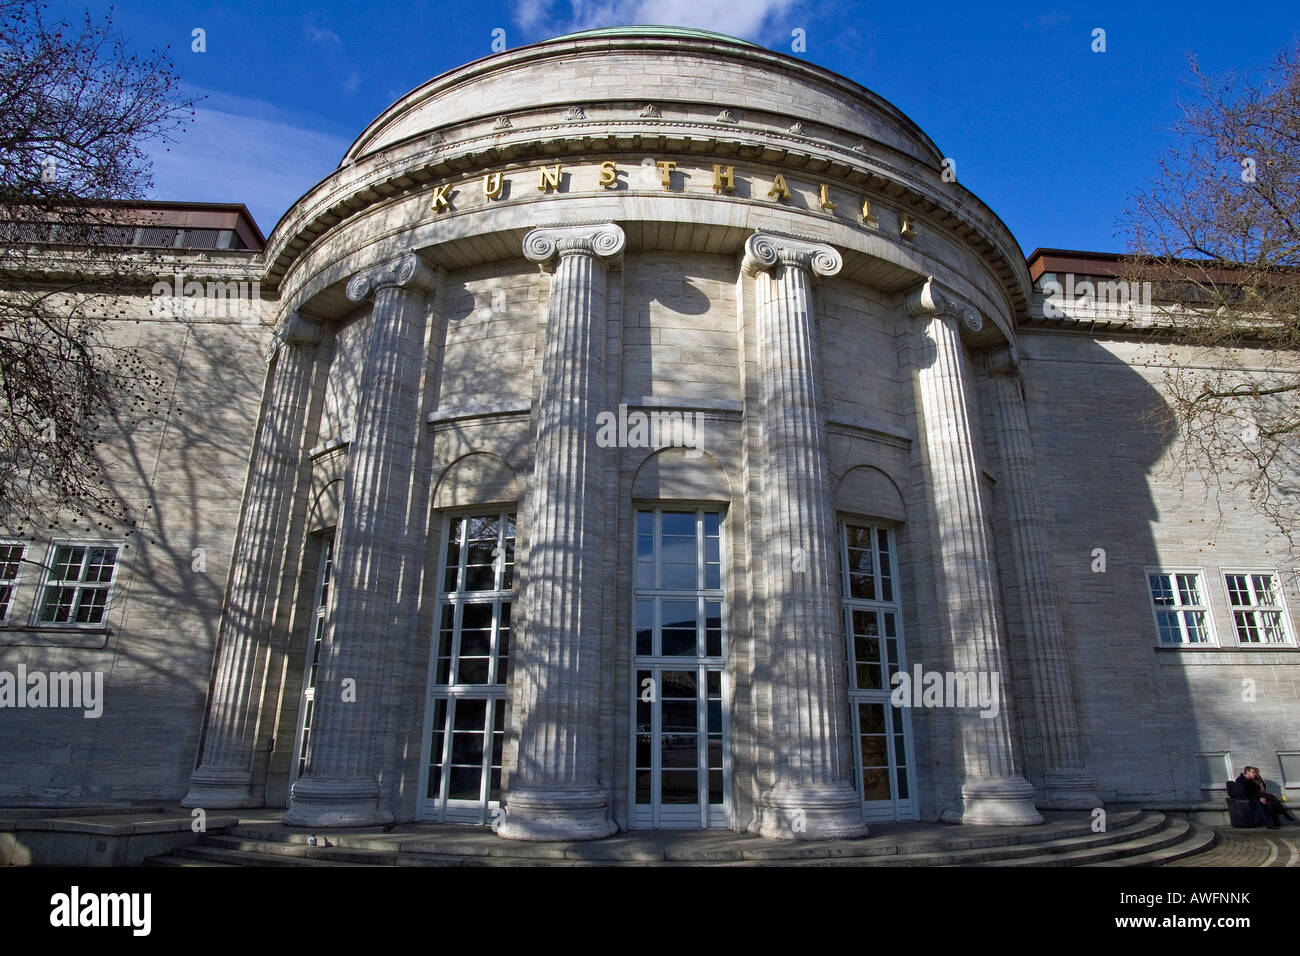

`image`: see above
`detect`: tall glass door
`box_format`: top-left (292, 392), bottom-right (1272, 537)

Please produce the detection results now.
top-left (420, 511), bottom-right (515, 824)
top-left (630, 508), bottom-right (730, 828)
top-left (840, 521), bottom-right (916, 822)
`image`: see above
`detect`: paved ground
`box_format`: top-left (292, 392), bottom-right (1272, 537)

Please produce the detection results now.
top-left (1162, 825), bottom-right (1300, 867)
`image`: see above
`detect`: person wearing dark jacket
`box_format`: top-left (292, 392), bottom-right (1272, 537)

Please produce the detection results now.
top-left (1236, 766), bottom-right (1296, 828)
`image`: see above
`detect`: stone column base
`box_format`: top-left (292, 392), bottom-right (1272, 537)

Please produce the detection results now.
top-left (960, 776), bottom-right (1044, 825)
top-left (496, 787), bottom-right (616, 841)
top-left (181, 767), bottom-right (254, 809)
top-left (756, 784), bottom-right (869, 840)
top-left (283, 777), bottom-right (387, 827)
top-left (1040, 769), bottom-right (1102, 810)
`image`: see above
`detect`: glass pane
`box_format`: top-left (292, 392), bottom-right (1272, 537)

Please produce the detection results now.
top-left (1149, 574), bottom-right (1174, 605)
top-left (849, 573), bottom-right (875, 601)
top-left (662, 670), bottom-right (697, 699)
top-left (662, 735), bottom-right (698, 767)
top-left (859, 702), bottom-right (885, 734)
top-left (661, 536), bottom-right (696, 565)
top-left (1176, 574), bottom-right (1202, 606)
top-left (856, 663), bottom-right (882, 690)
top-left (661, 770), bottom-right (698, 804)
top-left (636, 599), bottom-right (654, 655)
top-left (661, 563), bottom-right (697, 590)
top-left (662, 701), bottom-right (697, 732)
top-left (661, 512), bottom-right (695, 536)
top-left (861, 768), bottom-right (890, 800)
top-left (448, 765), bottom-right (481, 800)
top-left (454, 698), bottom-right (486, 730)
top-left (860, 735), bottom-right (888, 767)
top-left (635, 770), bottom-right (652, 804)
top-left (709, 769), bottom-right (724, 804)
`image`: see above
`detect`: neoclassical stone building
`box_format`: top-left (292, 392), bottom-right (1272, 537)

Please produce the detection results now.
top-left (3, 27), bottom-right (1297, 840)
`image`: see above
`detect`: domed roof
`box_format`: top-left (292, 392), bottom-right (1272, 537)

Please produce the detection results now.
top-left (547, 25), bottom-right (761, 48)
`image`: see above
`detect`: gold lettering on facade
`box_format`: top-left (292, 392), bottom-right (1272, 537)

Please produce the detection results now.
top-left (598, 161), bottom-right (619, 189)
top-left (431, 183), bottom-right (452, 210)
top-left (538, 164), bottom-right (562, 192)
top-left (655, 160), bottom-right (677, 188)
top-left (818, 183), bottom-right (836, 212)
top-left (767, 173), bottom-right (791, 201)
top-left (899, 213), bottom-right (916, 239)
top-left (483, 172), bottom-right (503, 199)
top-left (712, 164), bottom-right (735, 193)
top-left (861, 198), bottom-right (879, 226)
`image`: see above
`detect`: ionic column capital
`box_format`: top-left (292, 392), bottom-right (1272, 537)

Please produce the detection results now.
top-left (741, 232), bottom-right (842, 279)
top-left (345, 253), bottom-right (436, 303)
top-left (905, 275), bottom-right (983, 333)
top-left (264, 310), bottom-right (323, 363)
top-left (523, 223), bottom-right (625, 267)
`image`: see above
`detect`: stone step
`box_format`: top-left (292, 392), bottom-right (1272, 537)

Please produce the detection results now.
top-left (1089, 823), bottom-right (1218, 867)
top-left (146, 853), bottom-right (240, 867)
top-left (968, 816), bottom-right (1196, 866)
top-left (783, 812), bottom-right (1174, 866)
top-left (148, 810), bottom-right (1185, 867)
top-left (165, 843), bottom-right (381, 867)
top-left (215, 809), bottom-right (1150, 864)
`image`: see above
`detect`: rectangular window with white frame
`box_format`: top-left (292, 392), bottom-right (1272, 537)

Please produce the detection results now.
top-left (35, 542), bottom-right (120, 627)
top-left (1278, 753), bottom-right (1300, 791)
top-left (1146, 569), bottom-right (1216, 645)
top-left (420, 510), bottom-right (516, 825)
top-left (1195, 752), bottom-right (1232, 790)
top-left (1223, 571), bottom-right (1294, 645)
top-left (0, 542), bottom-right (25, 623)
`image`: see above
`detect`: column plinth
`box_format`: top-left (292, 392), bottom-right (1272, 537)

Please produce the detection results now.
top-left (906, 276), bottom-right (1042, 827)
top-left (183, 312), bottom-right (321, 810)
top-left (284, 253), bottom-right (434, 828)
top-left (743, 233), bottom-right (867, 841)
top-left (495, 224), bottom-right (624, 842)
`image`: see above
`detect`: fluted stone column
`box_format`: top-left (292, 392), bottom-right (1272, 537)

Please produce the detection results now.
top-left (906, 277), bottom-right (1042, 826)
top-left (985, 346), bottom-right (1099, 809)
top-left (183, 312), bottom-right (321, 809)
top-left (284, 253), bottom-right (434, 827)
top-left (496, 223), bottom-right (624, 841)
top-left (742, 232), bottom-right (868, 840)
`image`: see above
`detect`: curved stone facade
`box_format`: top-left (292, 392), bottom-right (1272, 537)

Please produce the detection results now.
top-left (175, 27), bottom-right (1094, 837)
top-left (11, 27), bottom-right (1296, 841)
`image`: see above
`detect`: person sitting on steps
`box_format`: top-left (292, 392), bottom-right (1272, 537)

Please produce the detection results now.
top-left (1235, 766), bottom-right (1296, 829)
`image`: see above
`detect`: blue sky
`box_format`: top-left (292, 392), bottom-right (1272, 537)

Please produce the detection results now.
top-left (48, 0), bottom-right (1300, 255)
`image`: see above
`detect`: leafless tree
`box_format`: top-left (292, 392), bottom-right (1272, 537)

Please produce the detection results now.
top-left (1122, 42), bottom-right (1300, 552)
top-left (0, 0), bottom-right (196, 536)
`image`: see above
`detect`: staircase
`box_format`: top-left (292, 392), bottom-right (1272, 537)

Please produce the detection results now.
top-left (145, 809), bottom-right (1214, 867)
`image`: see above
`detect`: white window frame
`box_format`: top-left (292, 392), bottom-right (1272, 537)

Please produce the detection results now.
top-left (1144, 567), bottom-right (1218, 646)
top-left (291, 534), bottom-right (334, 784)
top-left (1195, 752), bottom-right (1233, 791)
top-left (1277, 752), bottom-right (1300, 791)
top-left (31, 540), bottom-right (121, 628)
top-left (839, 519), bottom-right (917, 823)
top-left (1221, 568), bottom-right (1295, 647)
top-left (0, 540), bottom-right (26, 624)
top-left (629, 506), bottom-right (731, 830)
top-left (418, 509), bottom-right (516, 825)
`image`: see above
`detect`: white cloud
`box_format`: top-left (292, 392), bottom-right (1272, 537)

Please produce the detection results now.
top-left (142, 88), bottom-right (352, 236)
top-left (513, 0), bottom-right (797, 39)
top-left (305, 26), bottom-right (343, 46)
